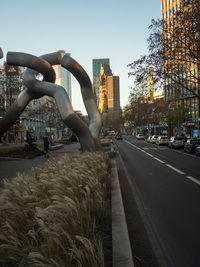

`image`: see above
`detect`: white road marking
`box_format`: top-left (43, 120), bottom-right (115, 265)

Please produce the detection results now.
top-left (124, 140), bottom-right (187, 175)
top-left (145, 152), bottom-right (154, 157)
top-left (165, 164), bottom-right (185, 175)
top-left (186, 176), bottom-right (200, 186)
top-left (124, 140), bottom-right (139, 149)
top-left (154, 157), bottom-right (165, 163)
top-left (124, 139), bottom-right (199, 187)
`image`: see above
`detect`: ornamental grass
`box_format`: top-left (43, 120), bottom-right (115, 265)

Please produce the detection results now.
top-left (0, 152), bottom-right (111, 267)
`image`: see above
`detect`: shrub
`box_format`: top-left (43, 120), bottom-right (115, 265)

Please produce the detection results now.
top-left (0, 152), bottom-right (111, 267)
top-left (0, 145), bottom-right (25, 156)
top-left (100, 138), bottom-right (111, 147)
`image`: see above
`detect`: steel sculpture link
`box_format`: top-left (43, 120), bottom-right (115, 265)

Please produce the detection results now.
top-left (0, 48), bottom-right (102, 152)
top-left (0, 48), bottom-right (3, 59)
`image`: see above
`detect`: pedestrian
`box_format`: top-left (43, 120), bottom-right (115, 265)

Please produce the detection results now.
top-left (50, 133), bottom-right (54, 146)
top-left (43, 135), bottom-right (50, 156)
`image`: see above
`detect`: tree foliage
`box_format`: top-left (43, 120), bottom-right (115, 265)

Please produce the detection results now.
top-left (126, 2), bottom-right (200, 128)
top-left (128, 2), bottom-right (200, 97)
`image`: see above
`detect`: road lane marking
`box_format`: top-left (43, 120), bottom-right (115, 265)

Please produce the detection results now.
top-left (124, 140), bottom-right (140, 150)
top-left (144, 152), bottom-right (154, 157)
top-left (124, 140), bottom-right (188, 175)
top-left (123, 138), bottom-right (200, 187)
top-left (153, 157), bottom-right (165, 163)
top-left (165, 164), bottom-right (185, 175)
top-left (186, 176), bottom-right (200, 186)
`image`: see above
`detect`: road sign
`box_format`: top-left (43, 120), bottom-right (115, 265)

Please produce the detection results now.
top-left (19, 127), bottom-right (24, 132)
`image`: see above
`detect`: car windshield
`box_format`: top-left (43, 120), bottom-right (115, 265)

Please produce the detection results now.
top-left (174, 137), bottom-right (183, 140)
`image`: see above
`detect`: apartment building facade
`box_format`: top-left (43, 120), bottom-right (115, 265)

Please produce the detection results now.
top-left (0, 63), bottom-right (45, 141)
top-left (161, 0), bottom-right (200, 131)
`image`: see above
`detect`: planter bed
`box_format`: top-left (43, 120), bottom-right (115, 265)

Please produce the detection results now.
top-left (0, 152), bottom-right (112, 266)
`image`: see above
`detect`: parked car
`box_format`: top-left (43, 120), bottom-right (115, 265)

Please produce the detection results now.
top-left (150, 135), bottom-right (159, 144)
top-left (196, 146), bottom-right (200, 156)
top-left (156, 136), bottom-right (169, 145)
top-left (115, 133), bottom-right (123, 140)
top-left (146, 135), bottom-right (153, 143)
top-left (136, 134), bottom-right (144, 140)
top-left (168, 136), bottom-right (184, 149)
top-left (184, 138), bottom-right (200, 153)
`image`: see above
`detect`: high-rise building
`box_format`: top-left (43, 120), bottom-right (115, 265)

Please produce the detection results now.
top-left (92, 58), bottom-right (110, 105)
top-left (98, 63), bottom-right (121, 129)
top-left (53, 50), bottom-right (72, 100)
top-left (161, 0), bottom-right (200, 130)
top-left (0, 63), bottom-right (45, 140)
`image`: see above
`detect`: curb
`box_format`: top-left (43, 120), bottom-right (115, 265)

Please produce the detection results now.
top-left (0, 157), bottom-right (23, 161)
top-left (111, 158), bottom-right (134, 267)
top-left (49, 144), bottom-right (64, 151)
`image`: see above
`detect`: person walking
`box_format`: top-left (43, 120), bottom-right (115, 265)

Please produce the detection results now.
top-left (43, 135), bottom-right (50, 157)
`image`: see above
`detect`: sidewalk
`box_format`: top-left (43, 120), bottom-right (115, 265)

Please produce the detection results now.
top-left (0, 143), bottom-right (81, 182)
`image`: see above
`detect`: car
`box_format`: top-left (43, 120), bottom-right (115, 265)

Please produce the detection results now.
top-left (107, 130), bottom-right (115, 136)
top-left (196, 146), bottom-right (200, 156)
top-left (136, 134), bottom-right (144, 140)
top-left (115, 133), bottom-right (123, 140)
top-left (146, 135), bottom-right (153, 143)
top-left (168, 136), bottom-right (184, 149)
top-left (184, 138), bottom-right (200, 153)
top-left (150, 135), bottom-right (159, 144)
top-left (156, 136), bottom-right (169, 145)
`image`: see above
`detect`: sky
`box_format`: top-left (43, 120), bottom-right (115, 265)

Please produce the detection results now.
top-left (0, 0), bottom-right (161, 115)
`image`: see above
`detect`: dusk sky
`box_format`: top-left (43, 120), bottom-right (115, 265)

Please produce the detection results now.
top-left (0, 0), bottom-right (161, 114)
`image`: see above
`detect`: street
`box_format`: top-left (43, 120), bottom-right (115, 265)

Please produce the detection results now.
top-left (115, 135), bottom-right (200, 267)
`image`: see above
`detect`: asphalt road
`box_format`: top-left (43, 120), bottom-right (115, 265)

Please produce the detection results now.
top-left (115, 135), bottom-right (200, 267)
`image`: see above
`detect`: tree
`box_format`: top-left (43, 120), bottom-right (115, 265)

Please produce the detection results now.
top-left (0, 63), bottom-right (23, 116)
top-left (123, 86), bottom-right (149, 127)
top-left (128, 1), bottom-right (200, 128)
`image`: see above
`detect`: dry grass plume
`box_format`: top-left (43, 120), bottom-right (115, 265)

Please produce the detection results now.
top-left (0, 152), bottom-right (111, 267)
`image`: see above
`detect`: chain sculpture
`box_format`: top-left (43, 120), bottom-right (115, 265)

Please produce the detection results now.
top-left (0, 49), bottom-right (102, 151)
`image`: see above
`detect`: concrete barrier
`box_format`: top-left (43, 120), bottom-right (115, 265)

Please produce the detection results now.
top-left (111, 159), bottom-right (134, 267)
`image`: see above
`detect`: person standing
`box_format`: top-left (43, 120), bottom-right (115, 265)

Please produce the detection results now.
top-left (43, 135), bottom-right (50, 156)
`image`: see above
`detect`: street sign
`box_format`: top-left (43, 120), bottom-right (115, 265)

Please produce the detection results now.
top-left (19, 127), bottom-right (24, 132)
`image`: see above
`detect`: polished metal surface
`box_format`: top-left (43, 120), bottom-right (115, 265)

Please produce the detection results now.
top-left (0, 48), bottom-right (3, 59)
top-left (61, 54), bottom-right (102, 149)
top-left (0, 89), bottom-right (42, 137)
top-left (0, 51), bottom-right (100, 151)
